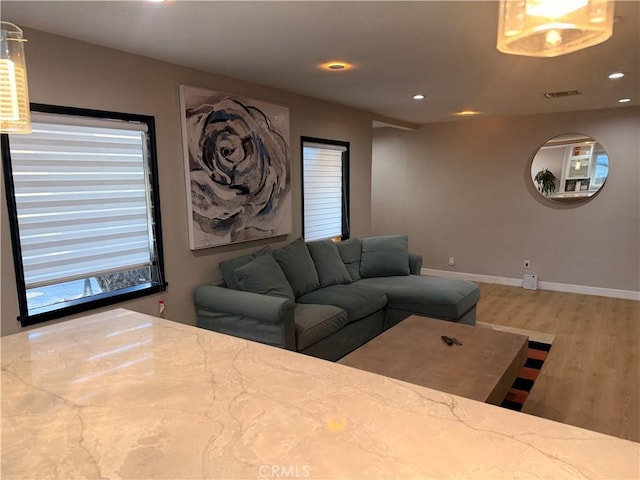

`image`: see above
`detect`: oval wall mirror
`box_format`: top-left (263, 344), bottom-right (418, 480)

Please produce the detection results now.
top-left (530, 133), bottom-right (609, 201)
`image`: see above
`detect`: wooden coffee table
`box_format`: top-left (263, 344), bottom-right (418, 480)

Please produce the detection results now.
top-left (339, 315), bottom-right (529, 405)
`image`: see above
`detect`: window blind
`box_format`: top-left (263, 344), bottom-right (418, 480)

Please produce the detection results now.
top-left (9, 114), bottom-right (154, 289)
top-left (303, 145), bottom-right (345, 241)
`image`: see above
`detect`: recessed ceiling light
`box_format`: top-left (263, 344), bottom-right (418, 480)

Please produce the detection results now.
top-left (455, 110), bottom-right (481, 116)
top-left (608, 72), bottom-right (625, 79)
top-left (412, 94), bottom-right (425, 100)
top-left (618, 98), bottom-right (631, 103)
top-left (148, 0), bottom-right (167, 3)
top-left (321, 61), bottom-right (352, 71)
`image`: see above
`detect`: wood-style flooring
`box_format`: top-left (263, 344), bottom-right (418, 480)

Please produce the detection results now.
top-left (476, 283), bottom-right (639, 442)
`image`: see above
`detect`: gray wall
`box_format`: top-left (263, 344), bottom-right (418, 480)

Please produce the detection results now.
top-left (1, 28), bottom-right (374, 336)
top-left (372, 107), bottom-right (639, 292)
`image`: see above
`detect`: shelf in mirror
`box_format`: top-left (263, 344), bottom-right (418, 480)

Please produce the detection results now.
top-left (547, 191), bottom-right (597, 199)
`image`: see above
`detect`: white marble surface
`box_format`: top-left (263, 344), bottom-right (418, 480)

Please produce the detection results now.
top-left (2, 308), bottom-right (638, 479)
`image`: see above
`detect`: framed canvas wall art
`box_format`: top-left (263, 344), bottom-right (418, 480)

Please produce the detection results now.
top-left (179, 85), bottom-right (292, 249)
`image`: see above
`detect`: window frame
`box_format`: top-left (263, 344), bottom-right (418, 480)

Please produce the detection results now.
top-left (2, 103), bottom-right (167, 327)
top-left (300, 136), bottom-right (350, 241)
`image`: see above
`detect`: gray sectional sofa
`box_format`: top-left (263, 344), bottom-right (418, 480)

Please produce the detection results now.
top-left (195, 235), bottom-right (480, 361)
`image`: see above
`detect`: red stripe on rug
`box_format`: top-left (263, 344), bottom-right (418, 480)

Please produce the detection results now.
top-left (528, 349), bottom-right (548, 361)
top-left (504, 389), bottom-right (528, 405)
top-left (518, 367), bottom-right (540, 381)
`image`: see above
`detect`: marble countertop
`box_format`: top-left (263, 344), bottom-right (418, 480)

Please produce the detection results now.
top-left (2, 308), bottom-right (638, 479)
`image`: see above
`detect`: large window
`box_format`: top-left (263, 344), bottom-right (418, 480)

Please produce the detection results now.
top-left (2, 104), bottom-right (166, 326)
top-left (301, 137), bottom-right (349, 241)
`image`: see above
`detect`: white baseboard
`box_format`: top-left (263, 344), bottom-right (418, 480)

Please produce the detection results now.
top-left (420, 268), bottom-right (640, 301)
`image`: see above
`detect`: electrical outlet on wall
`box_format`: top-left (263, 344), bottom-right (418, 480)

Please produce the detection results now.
top-left (449, 257), bottom-right (455, 266)
top-left (524, 260), bottom-right (530, 269)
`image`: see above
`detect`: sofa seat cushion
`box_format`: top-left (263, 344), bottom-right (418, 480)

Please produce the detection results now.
top-left (356, 275), bottom-right (480, 320)
top-left (297, 284), bottom-right (387, 323)
top-left (294, 304), bottom-right (349, 351)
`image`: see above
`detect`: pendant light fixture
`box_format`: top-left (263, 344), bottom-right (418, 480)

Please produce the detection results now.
top-left (1, 22), bottom-right (31, 134)
top-left (497, 0), bottom-right (615, 57)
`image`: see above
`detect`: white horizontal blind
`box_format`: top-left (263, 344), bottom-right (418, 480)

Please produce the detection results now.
top-left (9, 115), bottom-right (153, 288)
top-left (303, 144), bottom-right (345, 241)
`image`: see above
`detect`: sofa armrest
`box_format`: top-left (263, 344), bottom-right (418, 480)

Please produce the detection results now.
top-left (409, 252), bottom-right (423, 275)
top-left (194, 285), bottom-right (296, 350)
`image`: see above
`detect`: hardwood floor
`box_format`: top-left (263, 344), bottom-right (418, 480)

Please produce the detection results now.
top-left (476, 283), bottom-right (639, 442)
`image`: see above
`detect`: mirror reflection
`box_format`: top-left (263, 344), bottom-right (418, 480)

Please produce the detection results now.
top-left (530, 133), bottom-right (609, 200)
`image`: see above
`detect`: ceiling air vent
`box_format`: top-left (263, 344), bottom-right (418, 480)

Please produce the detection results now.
top-left (543, 90), bottom-right (582, 99)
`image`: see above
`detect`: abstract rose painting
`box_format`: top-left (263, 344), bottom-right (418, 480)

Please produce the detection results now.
top-left (179, 85), bottom-right (292, 249)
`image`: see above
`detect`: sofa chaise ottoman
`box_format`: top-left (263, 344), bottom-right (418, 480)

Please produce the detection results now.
top-left (195, 235), bottom-right (480, 361)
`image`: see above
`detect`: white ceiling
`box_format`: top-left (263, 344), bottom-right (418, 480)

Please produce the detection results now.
top-left (3, 0), bottom-right (639, 126)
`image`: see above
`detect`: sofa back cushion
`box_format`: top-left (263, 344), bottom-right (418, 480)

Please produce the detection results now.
top-left (219, 246), bottom-right (272, 289)
top-left (359, 235), bottom-right (410, 278)
top-left (336, 237), bottom-right (362, 282)
top-left (233, 254), bottom-right (295, 299)
top-left (306, 240), bottom-right (352, 287)
top-left (273, 237), bottom-right (320, 297)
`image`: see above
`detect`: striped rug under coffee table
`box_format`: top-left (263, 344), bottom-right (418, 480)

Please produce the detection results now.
top-left (476, 322), bottom-right (554, 411)
top-left (500, 340), bottom-right (552, 411)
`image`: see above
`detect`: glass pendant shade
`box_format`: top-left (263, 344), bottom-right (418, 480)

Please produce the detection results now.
top-left (497, 0), bottom-right (615, 57)
top-left (1, 22), bottom-right (31, 134)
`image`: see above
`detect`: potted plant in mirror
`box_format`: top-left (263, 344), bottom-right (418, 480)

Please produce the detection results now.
top-left (534, 169), bottom-right (556, 196)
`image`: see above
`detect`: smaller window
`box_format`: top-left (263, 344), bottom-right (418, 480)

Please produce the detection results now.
top-left (591, 152), bottom-right (609, 188)
top-left (2, 104), bottom-right (166, 326)
top-left (301, 137), bottom-right (349, 241)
